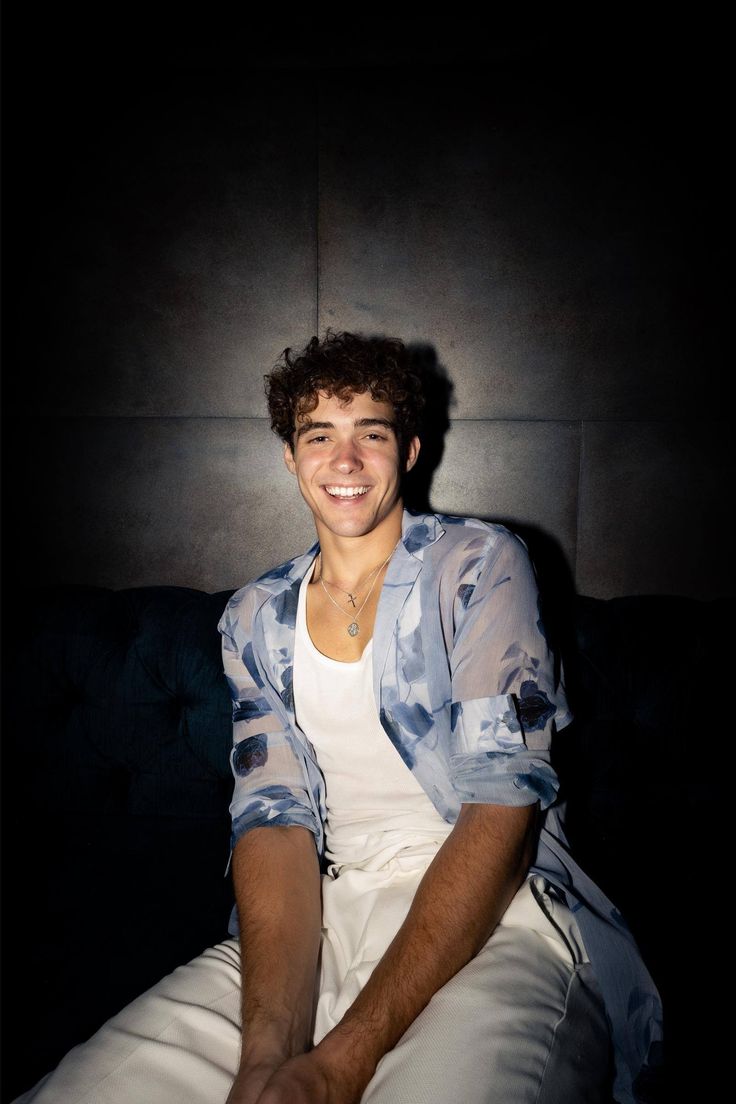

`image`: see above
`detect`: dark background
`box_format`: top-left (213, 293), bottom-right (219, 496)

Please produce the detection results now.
top-left (1, 16), bottom-right (731, 601)
top-left (1, 11), bottom-right (732, 1102)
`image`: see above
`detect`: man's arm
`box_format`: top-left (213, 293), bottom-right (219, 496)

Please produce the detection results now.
top-left (258, 800), bottom-right (538, 1104)
top-left (226, 825), bottom-right (322, 1104)
top-left (218, 590), bottom-right (326, 1102)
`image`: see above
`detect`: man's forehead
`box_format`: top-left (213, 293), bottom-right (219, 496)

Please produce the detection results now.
top-left (295, 390), bottom-right (395, 425)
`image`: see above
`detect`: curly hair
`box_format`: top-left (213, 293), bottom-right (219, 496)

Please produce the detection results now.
top-left (265, 331), bottom-right (425, 456)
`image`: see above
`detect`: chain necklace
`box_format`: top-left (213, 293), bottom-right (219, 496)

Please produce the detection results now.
top-left (318, 546), bottom-right (396, 636)
top-left (320, 555), bottom-right (388, 608)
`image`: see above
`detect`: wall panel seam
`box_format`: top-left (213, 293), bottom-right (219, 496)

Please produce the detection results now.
top-left (575, 419), bottom-right (585, 587)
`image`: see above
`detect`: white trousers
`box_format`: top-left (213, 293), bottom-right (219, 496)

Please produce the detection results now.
top-left (15, 876), bottom-right (611, 1104)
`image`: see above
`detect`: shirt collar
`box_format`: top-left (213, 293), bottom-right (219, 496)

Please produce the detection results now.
top-left (400, 509), bottom-right (445, 559)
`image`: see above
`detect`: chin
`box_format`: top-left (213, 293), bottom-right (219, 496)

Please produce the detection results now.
top-left (324, 517), bottom-right (377, 539)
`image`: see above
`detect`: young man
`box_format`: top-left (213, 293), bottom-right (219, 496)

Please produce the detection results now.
top-left (218, 332), bottom-right (662, 1104)
top-left (17, 332), bottom-right (661, 1104)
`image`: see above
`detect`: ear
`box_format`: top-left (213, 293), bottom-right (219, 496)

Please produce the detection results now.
top-left (283, 441), bottom-right (296, 475)
top-left (404, 436), bottom-right (421, 473)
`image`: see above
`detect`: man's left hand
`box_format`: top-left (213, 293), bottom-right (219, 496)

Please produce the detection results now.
top-left (253, 1050), bottom-right (364, 1104)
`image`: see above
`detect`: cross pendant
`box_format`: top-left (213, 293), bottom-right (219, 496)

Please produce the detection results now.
top-left (348, 593), bottom-right (357, 607)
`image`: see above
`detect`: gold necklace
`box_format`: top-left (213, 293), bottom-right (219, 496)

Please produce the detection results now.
top-left (319, 555), bottom-right (388, 608)
top-left (318, 547), bottom-right (395, 636)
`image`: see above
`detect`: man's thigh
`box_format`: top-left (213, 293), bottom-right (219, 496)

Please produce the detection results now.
top-left (361, 883), bottom-right (612, 1104)
top-left (13, 940), bottom-right (243, 1104)
top-left (14, 881), bottom-right (612, 1104)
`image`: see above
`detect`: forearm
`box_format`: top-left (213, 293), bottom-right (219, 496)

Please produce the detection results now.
top-left (232, 824), bottom-right (322, 1067)
top-left (313, 802), bottom-right (538, 1091)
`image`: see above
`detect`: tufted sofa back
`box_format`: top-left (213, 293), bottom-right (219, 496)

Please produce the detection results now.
top-left (3, 585), bottom-right (236, 1100)
top-left (12, 585), bottom-right (235, 818)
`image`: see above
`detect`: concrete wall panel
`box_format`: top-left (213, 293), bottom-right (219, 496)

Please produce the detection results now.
top-left (426, 420), bottom-right (580, 575)
top-left (13, 78), bottom-right (318, 419)
top-left (576, 421), bottom-right (732, 600)
top-left (318, 71), bottom-right (702, 422)
top-left (8, 418), bottom-right (316, 592)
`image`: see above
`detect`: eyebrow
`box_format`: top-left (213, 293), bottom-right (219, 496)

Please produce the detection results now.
top-left (295, 417), bottom-right (397, 440)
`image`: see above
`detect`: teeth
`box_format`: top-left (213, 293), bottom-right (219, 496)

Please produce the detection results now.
top-left (325, 485), bottom-right (369, 497)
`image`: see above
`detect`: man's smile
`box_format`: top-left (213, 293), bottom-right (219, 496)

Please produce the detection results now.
top-left (322, 485), bottom-right (371, 500)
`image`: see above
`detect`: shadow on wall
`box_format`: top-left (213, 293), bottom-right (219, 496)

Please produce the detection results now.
top-left (403, 341), bottom-right (455, 514)
top-left (404, 341), bottom-right (577, 674)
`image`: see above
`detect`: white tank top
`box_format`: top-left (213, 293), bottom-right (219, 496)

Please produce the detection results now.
top-left (293, 563), bottom-right (453, 874)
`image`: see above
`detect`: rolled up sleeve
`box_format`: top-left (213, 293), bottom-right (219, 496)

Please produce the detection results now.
top-left (218, 590), bottom-right (320, 849)
top-left (448, 530), bottom-right (569, 810)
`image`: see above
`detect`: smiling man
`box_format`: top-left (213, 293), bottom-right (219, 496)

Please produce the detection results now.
top-left (16, 332), bottom-right (661, 1104)
top-left (218, 332), bottom-right (662, 1104)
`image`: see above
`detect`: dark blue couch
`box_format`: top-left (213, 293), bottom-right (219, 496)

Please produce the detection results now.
top-left (3, 584), bottom-right (727, 1101)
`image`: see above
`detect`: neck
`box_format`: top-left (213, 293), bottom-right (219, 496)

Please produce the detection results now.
top-left (315, 501), bottom-right (404, 588)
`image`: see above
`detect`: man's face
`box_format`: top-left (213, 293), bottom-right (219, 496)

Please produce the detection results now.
top-left (284, 390), bottom-right (419, 542)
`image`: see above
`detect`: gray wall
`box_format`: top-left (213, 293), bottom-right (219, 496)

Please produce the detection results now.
top-left (4, 29), bottom-right (731, 600)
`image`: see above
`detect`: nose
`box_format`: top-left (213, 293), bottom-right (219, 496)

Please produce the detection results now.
top-left (330, 436), bottom-right (363, 474)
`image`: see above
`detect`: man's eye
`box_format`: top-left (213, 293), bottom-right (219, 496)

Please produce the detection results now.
top-left (307, 435), bottom-right (329, 444)
top-left (365, 433), bottom-right (387, 441)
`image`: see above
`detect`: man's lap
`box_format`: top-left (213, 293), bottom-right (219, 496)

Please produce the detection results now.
top-left (14, 879), bottom-right (611, 1104)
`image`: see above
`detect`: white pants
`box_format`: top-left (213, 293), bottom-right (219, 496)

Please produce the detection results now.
top-left (15, 876), bottom-right (611, 1104)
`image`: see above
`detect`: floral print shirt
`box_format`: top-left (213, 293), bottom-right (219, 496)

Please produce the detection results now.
top-left (218, 510), bottom-right (663, 1103)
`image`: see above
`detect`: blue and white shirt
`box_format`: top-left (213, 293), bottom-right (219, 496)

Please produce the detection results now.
top-left (218, 509), bottom-right (663, 1104)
